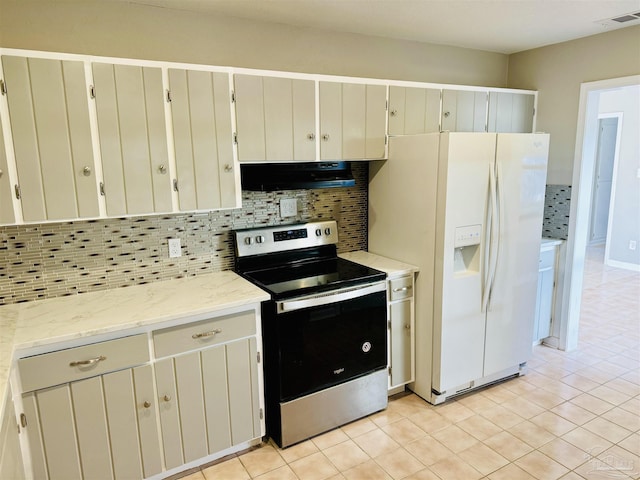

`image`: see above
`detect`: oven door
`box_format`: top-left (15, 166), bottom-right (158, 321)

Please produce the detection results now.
top-left (274, 282), bottom-right (387, 401)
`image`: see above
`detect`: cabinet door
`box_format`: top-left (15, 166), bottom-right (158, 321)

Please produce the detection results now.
top-left (388, 86), bottom-right (441, 135)
top-left (226, 337), bottom-right (261, 444)
top-left (155, 358), bottom-right (184, 470)
top-left (535, 264), bottom-right (555, 341)
top-left (2, 55), bottom-right (99, 222)
top-left (0, 387), bottom-right (24, 480)
top-left (487, 92), bottom-right (535, 133)
top-left (0, 112), bottom-right (16, 224)
top-left (390, 300), bottom-right (413, 388)
top-left (320, 82), bottom-right (386, 160)
top-left (235, 75), bottom-right (315, 162)
top-left (169, 69), bottom-right (238, 211)
top-left (93, 63), bottom-right (172, 215)
top-left (441, 89), bottom-right (487, 132)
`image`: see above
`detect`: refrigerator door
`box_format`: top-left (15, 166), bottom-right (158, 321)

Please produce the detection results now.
top-left (432, 132), bottom-right (497, 393)
top-left (483, 133), bottom-right (549, 377)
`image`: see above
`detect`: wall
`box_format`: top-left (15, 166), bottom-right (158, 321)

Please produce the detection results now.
top-left (599, 86), bottom-right (640, 268)
top-left (0, 0), bottom-right (508, 87)
top-left (508, 26), bottom-right (640, 185)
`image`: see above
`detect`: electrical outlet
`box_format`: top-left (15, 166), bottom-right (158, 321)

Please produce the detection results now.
top-left (168, 238), bottom-right (182, 258)
top-left (280, 198), bottom-right (298, 218)
top-left (630, 240), bottom-right (637, 251)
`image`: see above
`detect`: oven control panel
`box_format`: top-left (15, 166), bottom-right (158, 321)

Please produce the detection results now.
top-left (235, 220), bottom-right (338, 257)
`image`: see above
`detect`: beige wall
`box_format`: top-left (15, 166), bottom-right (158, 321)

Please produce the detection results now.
top-left (508, 26), bottom-right (640, 184)
top-left (0, 0), bottom-right (508, 87)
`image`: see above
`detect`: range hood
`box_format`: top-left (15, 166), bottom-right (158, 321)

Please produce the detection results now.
top-left (240, 162), bottom-right (356, 191)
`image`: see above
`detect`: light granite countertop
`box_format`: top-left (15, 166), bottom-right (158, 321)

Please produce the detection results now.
top-left (541, 237), bottom-right (565, 250)
top-left (339, 251), bottom-right (419, 278)
top-left (0, 271), bottom-right (270, 408)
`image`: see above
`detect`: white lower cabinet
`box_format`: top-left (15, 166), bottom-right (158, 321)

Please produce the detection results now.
top-left (0, 386), bottom-right (24, 480)
top-left (387, 274), bottom-right (415, 390)
top-left (533, 245), bottom-right (558, 343)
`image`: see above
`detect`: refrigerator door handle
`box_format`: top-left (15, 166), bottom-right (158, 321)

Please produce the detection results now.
top-left (482, 161), bottom-right (498, 313)
top-left (487, 161), bottom-right (504, 311)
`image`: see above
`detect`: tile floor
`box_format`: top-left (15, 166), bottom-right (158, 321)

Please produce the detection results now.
top-left (177, 246), bottom-right (639, 480)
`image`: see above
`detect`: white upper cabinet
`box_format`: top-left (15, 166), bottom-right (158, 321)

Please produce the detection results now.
top-left (1, 55), bottom-right (99, 222)
top-left (388, 86), bottom-right (441, 135)
top-left (441, 89), bottom-right (488, 132)
top-left (0, 111), bottom-right (16, 224)
top-left (168, 69), bottom-right (239, 211)
top-left (488, 92), bottom-right (535, 133)
top-left (319, 81), bottom-right (387, 160)
top-left (234, 74), bottom-right (316, 162)
top-left (92, 63), bottom-right (172, 216)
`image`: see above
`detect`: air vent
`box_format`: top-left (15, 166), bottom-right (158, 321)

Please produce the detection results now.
top-left (598, 11), bottom-right (640, 27)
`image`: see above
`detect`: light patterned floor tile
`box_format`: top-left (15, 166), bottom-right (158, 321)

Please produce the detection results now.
top-left (562, 427), bottom-right (613, 457)
top-left (456, 413), bottom-right (504, 440)
top-left (487, 463), bottom-right (537, 480)
top-left (312, 429), bottom-right (350, 451)
top-left (538, 438), bottom-right (593, 470)
top-left (289, 452), bottom-right (339, 480)
top-left (322, 439), bottom-right (369, 471)
top-left (515, 450), bottom-right (570, 480)
top-left (429, 455), bottom-right (483, 480)
top-left (404, 436), bottom-right (455, 466)
top-left (431, 424), bottom-right (479, 453)
top-left (254, 464), bottom-right (299, 480)
top-left (381, 417), bottom-right (428, 444)
top-left (278, 440), bottom-right (320, 464)
top-left (374, 447), bottom-right (424, 479)
top-left (507, 420), bottom-right (556, 448)
top-left (483, 431), bottom-right (534, 461)
top-left (342, 460), bottom-right (392, 480)
top-left (408, 409), bottom-right (453, 434)
top-left (352, 428), bottom-right (400, 458)
top-left (529, 411), bottom-right (578, 436)
top-left (457, 442), bottom-right (509, 475)
top-left (582, 417), bottom-right (634, 444)
top-left (238, 444), bottom-right (286, 478)
top-left (202, 457), bottom-right (250, 480)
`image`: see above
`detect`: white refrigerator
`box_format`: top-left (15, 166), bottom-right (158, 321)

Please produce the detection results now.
top-left (368, 132), bottom-right (549, 404)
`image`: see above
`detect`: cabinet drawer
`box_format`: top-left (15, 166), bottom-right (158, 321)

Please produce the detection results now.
top-left (389, 276), bottom-right (414, 301)
top-left (153, 311), bottom-right (256, 358)
top-left (18, 334), bottom-right (149, 393)
top-left (539, 249), bottom-right (555, 269)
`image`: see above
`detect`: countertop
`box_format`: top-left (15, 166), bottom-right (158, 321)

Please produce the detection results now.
top-left (0, 271), bottom-right (270, 406)
top-left (339, 251), bottom-right (419, 278)
top-left (541, 237), bottom-right (564, 250)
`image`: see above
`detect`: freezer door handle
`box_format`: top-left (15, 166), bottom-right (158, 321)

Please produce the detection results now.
top-left (482, 161), bottom-right (499, 313)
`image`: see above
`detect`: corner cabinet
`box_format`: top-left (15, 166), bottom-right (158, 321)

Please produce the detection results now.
top-left (13, 307), bottom-right (265, 480)
top-left (388, 274), bottom-right (415, 390)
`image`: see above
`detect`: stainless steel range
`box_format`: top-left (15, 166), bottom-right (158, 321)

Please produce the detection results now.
top-left (234, 220), bottom-right (388, 448)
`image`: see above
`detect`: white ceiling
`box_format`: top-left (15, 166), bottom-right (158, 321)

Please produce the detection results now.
top-left (126, 0), bottom-right (640, 54)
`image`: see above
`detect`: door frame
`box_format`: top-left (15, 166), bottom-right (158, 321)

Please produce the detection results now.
top-left (558, 75), bottom-right (639, 351)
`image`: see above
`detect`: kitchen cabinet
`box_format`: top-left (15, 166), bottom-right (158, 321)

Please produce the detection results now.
top-left (18, 334), bottom-right (161, 480)
top-left (388, 86), bottom-right (441, 135)
top-left (92, 62), bottom-right (172, 216)
top-left (388, 274), bottom-right (415, 389)
top-left (533, 243), bottom-right (558, 342)
top-left (169, 69), bottom-right (239, 210)
top-left (441, 89), bottom-right (488, 132)
top-left (319, 81), bottom-right (387, 160)
top-left (1, 55), bottom-right (99, 222)
top-left (488, 91), bottom-right (535, 133)
top-left (0, 387), bottom-right (24, 480)
top-left (234, 74), bottom-right (316, 162)
top-left (0, 112), bottom-right (16, 224)
top-left (153, 310), bottom-right (262, 469)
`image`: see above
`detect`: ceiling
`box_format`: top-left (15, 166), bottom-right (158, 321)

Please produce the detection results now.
top-left (125, 0), bottom-right (640, 54)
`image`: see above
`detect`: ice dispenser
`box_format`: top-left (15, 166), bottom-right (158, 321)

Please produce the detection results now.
top-left (453, 224), bottom-right (482, 274)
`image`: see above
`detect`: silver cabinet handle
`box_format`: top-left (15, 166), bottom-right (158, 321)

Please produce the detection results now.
top-left (69, 355), bottom-right (106, 367)
top-left (192, 328), bottom-right (222, 339)
top-left (321, 134), bottom-right (330, 141)
top-left (163, 395), bottom-right (171, 402)
top-left (82, 166), bottom-right (92, 176)
top-left (224, 164), bottom-right (233, 172)
top-left (393, 286), bottom-right (412, 292)
top-left (390, 109), bottom-right (398, 117)
top-left (158, 164), bottom-right (167, 174)
top-left (307, 133), bottom-right (315, 140)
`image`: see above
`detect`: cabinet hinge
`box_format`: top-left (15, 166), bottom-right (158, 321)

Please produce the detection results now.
top-left (166, 89), bottom-right (172, 103)
top-left (20, 413), bottom-right (27, 428)
top-left (14, 184), bottom-right (21, 200)
top-left (233, 132), bottom-right (238, 145)
top-left (385, 99), bottom-right (388, 111)
top-left (257, 351), bottom-right (261, 363)
top-left (388, 366), bottom-right (392, 376)
top-left (173, 178), bottom-right (179, 192)
top-left (385, 135), bottom-right (388, 146)
top-left (259, 408), bottom-right (264, 420)
top-left (0, 79), bottom-right (6, 95)
top-left (89, 85), bottom-right (96, 99)
top-left (388, 320), bottom-right (391, 329)
top-left (532, 107), bottom-right (536, 117)
top-left (231, 91), bottom-right (235, 103)
top-left (99, 182), bottom-right (105, 196)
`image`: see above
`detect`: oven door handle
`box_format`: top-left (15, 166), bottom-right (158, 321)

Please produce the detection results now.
top-left (276, 281), bottom-right (386, 313)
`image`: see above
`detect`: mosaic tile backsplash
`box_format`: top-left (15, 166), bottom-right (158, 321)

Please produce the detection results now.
top-left (543, 184), bottom-right (571, 240)
top-left (0, 165), bottom-right (368, 305)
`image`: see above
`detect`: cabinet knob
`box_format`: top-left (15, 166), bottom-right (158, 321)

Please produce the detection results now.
top-left (163, 395), bottom-right (171, 402)
top-left (443, 111), bottom-right (451, 118)
top-left (143, 401), bottom-right (152, 409)
top-left (0, 169), bottom-right (3, 178)
top-left (405, 324), bottom-right (411, 330)
top-left (307, 133), bottom-right (315, 141)
top-left (158, 164), bottom-right (167, 174)
top-left (390, 109), bottom-right (398, 117)
top-left (224, 164), bottom-right (233, 172)
top-left (82, 166), bottom-right (92, 177)
top-left (321, 134), bottom-right (330, 141)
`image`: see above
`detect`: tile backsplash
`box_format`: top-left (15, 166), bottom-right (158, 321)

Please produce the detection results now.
top-left (0, 165), bottom-right (368, 305)
top-left (543, 184), bottom-right (571, 240)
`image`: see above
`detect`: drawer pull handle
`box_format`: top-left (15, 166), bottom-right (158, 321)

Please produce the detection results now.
top-left (192, 328), bottom-right (222, 339)
top-left (393, 286), bottom-right (412, 293)
top-left (69, 355), bottom-right (106, 368)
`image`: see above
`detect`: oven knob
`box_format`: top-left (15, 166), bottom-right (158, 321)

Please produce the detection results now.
top-left (256, 235), bottom-right (265, 244)
top-left (315, 228), bottom-right (322, 237)
top-left (324, 227), bottom-right (331, 235)
top-left (362, 341), bottom-right (371, 353)
top-left (244, 237), bottom-right (253, 245)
